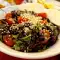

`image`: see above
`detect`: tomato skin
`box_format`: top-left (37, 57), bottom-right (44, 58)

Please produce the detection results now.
top-left (18, 16), bottom-right (23, 23)
top-left (36, 13), bottom-right (47, 18)
top-left (6, 18), bottom-right (15, 25)
top-left (18, 16), bottom-right (28, 23)
top-left (5, 13), bottom-right (12, 19)
top-left (14, 0), bottom-right (24, 5)
top-left (5, 13), bottom-right (15, 25)
top-left (3, 35), bottom-right (14, 47)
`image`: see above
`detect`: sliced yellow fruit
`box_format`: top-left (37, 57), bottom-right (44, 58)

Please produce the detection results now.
top-left (37, 0), bottom-right (45, 4)
top-left (5, 0), bottom-right (13, 3)
top-left (37, 0), bottom-right (54, 9)
top-left (0, 4), bottom-right (5, 8)
top-left (44, 3), bottom-right (54, 9)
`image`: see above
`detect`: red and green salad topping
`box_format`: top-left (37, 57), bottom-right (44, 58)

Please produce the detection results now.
top-left (0, 10), bottom-right (59, 52)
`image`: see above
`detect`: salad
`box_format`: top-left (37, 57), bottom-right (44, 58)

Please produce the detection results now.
top-left (0, 10), bottom-right (59, 52)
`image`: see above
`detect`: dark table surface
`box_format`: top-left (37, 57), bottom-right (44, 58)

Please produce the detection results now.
top-left (0, 52), bottom-right (60, 60)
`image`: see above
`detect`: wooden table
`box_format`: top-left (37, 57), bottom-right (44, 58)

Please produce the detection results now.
top-left (0, 52), bottom-right (60, 60)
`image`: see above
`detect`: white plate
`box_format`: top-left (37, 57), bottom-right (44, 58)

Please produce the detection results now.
top-left (0, 3), bottom-right (60, 59)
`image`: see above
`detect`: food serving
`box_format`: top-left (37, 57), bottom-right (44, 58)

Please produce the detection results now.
top-left (0, 9), bottom-right (59, 52)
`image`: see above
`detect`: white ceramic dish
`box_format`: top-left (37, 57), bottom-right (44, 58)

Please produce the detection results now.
top-left (0, 3), bottom-right (60, 59)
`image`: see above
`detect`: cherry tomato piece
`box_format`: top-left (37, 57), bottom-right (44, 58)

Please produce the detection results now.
top-left (5, 13), bottom-right (12, 19)
top-left (18, 16), bottom-right (23, 23)
top-left (6, 18), bottom-right (15, 25)
top-left (3, 35), bottom-right (14, 47)
top-left (18, 16), bottom-right (28, 23)
top-left (36, 13), bottom-right (47, 18)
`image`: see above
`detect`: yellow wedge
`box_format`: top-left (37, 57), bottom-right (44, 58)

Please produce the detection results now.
top-left (37, 0), bottom-right (54, 9)
top-left (0, 4), bottom-right (5, 8)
